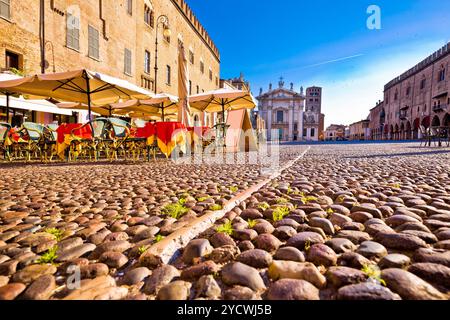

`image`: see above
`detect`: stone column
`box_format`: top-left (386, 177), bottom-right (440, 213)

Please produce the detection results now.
top-left (267, 108), bottom-right (272, 141)
top-left (298, 109), bottom-right (304, 141)
top-left (288, 105), bottom-right (294, 141)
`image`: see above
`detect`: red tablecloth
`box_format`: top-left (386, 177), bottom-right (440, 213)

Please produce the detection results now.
top-left (131, 122), bottom-right (156, 139)
top-left (155, 122), bottom-right (188, 157)
top-left (55, 123), bottom-right (93, 160)
top-left (56, 123), bottom-right (92, 143)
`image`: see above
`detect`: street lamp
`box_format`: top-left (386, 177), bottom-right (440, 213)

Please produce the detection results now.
top-left (45, 41), bottom-right (56, 73)
top-left (154, 15), bottom-right (171, 94)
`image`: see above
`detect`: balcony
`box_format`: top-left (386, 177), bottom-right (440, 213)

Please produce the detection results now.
top-left (433, 104), bottom-right (447, 113)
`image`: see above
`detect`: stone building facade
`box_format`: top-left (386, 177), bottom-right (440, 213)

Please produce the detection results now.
top-left (379, 42), bottom-right (450, 140)
top-left (257, 79), bottom-right (324, 142)
top-left (324, 124), bottom-right (346, 141)
top-left (368, 100), bottom-right (385, 140)
top-left (349, 119), bottom-right (370, 141)
top-left (257, 78), bottom-right (305, 142)
top-left (304, 86), bottom-right (325, 141)
top-left (0, 0), bottom-right (220, 97)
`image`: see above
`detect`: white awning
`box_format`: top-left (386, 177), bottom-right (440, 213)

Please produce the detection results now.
top-left (0, 95), bottom-right (74, 116)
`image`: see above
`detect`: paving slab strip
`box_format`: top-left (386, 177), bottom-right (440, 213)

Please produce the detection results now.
top-left (140, 147), bottom-right (311, 266)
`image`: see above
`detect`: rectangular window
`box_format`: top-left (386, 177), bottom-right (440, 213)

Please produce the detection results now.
top-left (303, 129), bottom-right (307, 137)
top-left (66, 13), bottom-right (80, 51)
top-left (5, 50), bottom-right (19, 70)
top-left (311, 128), bottom-right (316, 137)
top-left (196, 85), bottom-right (199, 94)
top-left (166, 65), bottom-right (171, 85)
top-left (144, 5), bottom-right (154, 27)
top-left (127, 0), bottom-right (133, 15)
top-left (406, 86), bottom-right (411, 96)
top-left (144, 50), bottom-right (151, 74)
top-left (124, 48), bottom-right (132, 75)
top-left (420, 78), bottom-right (426, 89)
top-left (438, 69), bottom-right (446, 82)
top-left (189, 50), bottom-right (194, 64)
top-left (189, 80), bottom-right (192, 95)
top-left (88, 25), bottom-right (99, 60)
top-left (0, 0), bottom-right (10, 20)
top-left (200, 61), bottom-right (204, 74)
top-left (276, 110), bottom-right (284, 123)
top-left (141, 76), bottom-right (154, 91)
top-left (209, 69), bottom-right (213, 81)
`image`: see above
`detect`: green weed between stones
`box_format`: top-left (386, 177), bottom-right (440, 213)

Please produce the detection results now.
top-left (44, 228), bottom-right (64, 242)
top-left (301, 195), bottom-right (318, 204)
top-left (216, 221), bottom-right (233, 235)
top-left (247, 219), bottom-right (257, 228)
top-left (304, 240), bottom-right (311, 252)
top-left (162, 199), bottom-right (189, 219)
top-left (138, 246), bottom-right (148, 255)
top-left (36, 246), bottom-right (59, 265)
top-left (275, 198), bottom-right (289, 204)
top-left (361, 264), bottom-right (386, 286)
top-left (209, 204), bottom-right (223, 211)
top-left (197, 196), bottom-right (211, 202)
top-left (272, 207), bottom-right (290, 222)
top-left (229, 186), bottom-right (239, 193)
top-left (154, 234), bottom-right (165, 243)
top-left (258, 202), bottom-right (270, 211)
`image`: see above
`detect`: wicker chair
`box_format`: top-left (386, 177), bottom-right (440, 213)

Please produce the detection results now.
top-left (69, 118), bottom-right (110, 161)
top-left (130, 123), bottom-right (158, 161)
top-left (20, 122), bottom-right (46, 161)
top-left (42, 123), bottom-right (59, 161)
top-left (419, 125), bottom-right (433, 147)
top-left (0, 122), bottom-right (11, 161)
top-left (107, 118), bottom-right (131, 160)
top-left (212, 123), bottom-right (230, 150)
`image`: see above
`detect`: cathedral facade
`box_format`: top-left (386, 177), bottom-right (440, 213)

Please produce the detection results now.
top-left (257, 78), bottom-right (324, 141)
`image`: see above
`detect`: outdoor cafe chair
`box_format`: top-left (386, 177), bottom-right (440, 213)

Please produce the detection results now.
top-left (42, 123), bottom-right (59, 162)
top-left (419, 125), bottom-right (435, 147)
top-left (19, 122), bottom-right (46, 161)
top-left (0, 122), bottom-right (11, 161)
top-left (211, 123), bottom-right (230, 151)
top-left (107, 118), bottom-right (132, 160)
top-left (68, 118), bottom-right (110, 161)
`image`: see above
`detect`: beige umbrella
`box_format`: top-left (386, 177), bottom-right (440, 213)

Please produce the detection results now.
top-left (0, 69), bottom-right (153, 121)
top-left (177, 44), bottom-right (192, 127)
top-left (189, 88), bottom-right (257, 137)
top-left (56, 102), bottom-right (119, 117)
top-left (112, 93), bottom-right (178, 121)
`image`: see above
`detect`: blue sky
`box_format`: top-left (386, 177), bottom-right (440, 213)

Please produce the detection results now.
top-left (186, 0), bottom-right (450, 127)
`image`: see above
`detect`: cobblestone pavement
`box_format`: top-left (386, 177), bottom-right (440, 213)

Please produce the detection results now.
top-left (0, 143), bottom-right (449, 300)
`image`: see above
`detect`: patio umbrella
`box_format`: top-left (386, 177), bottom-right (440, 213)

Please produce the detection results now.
top-left (0, 69), bottom-right (153, 121)
top-left (112, 93), bottom-right (178, 121)
top-left (188, 88), bottom-right (257, 138)
top-left (177, 44), bottom-right (192, 127)
top-left (0, 73), bottom-right (26, 124)
top-left (56, 102), bottom-right (118, 117)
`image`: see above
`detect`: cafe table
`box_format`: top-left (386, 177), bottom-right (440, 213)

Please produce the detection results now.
top-left (430, 126), bottom-right (450, 147)
top-left (56, 123), bottom-right (93, 160)
top-left (154, 122), bottom-right (188, 158)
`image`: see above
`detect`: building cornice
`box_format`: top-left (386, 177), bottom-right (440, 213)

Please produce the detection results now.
top-left (170, 0), bottom-right (220, 63)
top-left (385, 42), bottom-right (449, 91)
